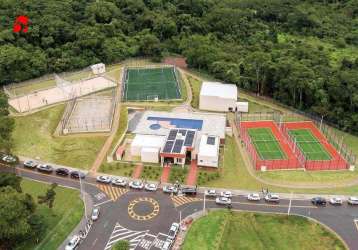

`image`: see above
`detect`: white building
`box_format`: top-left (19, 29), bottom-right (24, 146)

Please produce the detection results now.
top-left (130, 134), bottom-right (166, 163)
top-left (199, 82), bottom-right (238, 112)
top-left (90, 63), bottom-right (106, 75)
top-left (197, 135), bottom-right (220, 167)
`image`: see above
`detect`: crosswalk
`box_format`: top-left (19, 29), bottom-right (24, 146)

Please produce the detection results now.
top-left (104, 223), bottom-right (147, 250)
top-left (171, 195), bottom-right (202, 207)
top-left (96, 184), bottom-right (128, 201)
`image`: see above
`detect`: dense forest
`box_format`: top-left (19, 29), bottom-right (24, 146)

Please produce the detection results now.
top-left (0, 0), bottom-right (357, 134)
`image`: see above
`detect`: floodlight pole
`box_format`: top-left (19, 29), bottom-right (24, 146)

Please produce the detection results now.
top-left (203, 193), bottom-right (206, 212)
top-left (319, 115), bottom-right (324, 131)
top-left (288, 192), bottom-right (293, 216)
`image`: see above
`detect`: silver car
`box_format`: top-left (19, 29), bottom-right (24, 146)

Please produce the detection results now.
top-left (91, 208), bottom-right (100, 221)
top-left (129, 181), bottom-right (144, 189)
top-left (348, 197), bottom-right (358, 205)
top-left (145, 183), bottom-right (158, 191)
top-left (111, 178), bottom-right (127, 187)
top-left (96, 175), bottom-right (112, 184)
top-left (216, 196), bottom-right (232, 205)
top-left (205, 189), bottom-right (217, 197)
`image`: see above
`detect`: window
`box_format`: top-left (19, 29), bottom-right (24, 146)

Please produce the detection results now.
top-left (200, 160), bottom-right (203, 163)
top-left (207, 136), bottom-right (216, 145)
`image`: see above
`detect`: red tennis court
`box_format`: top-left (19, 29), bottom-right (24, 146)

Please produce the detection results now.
top-left (281, 121), bottom-right (348, 170)
top-left (240, 121), bottom-right (301, 170)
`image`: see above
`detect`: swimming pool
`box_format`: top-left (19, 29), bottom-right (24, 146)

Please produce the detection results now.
top-left (147, 116), bottom-right (203, 130)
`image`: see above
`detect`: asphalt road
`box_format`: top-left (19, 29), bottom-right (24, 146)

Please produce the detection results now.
top-left (2, 164), bottom-right (358, 250)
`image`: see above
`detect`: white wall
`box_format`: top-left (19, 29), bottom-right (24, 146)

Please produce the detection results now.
top-left (197, 154), bottom-right (218, 167)
top-left (141, 148), bottom-right (159, 163)
top-left (199, 95), bottom-right (236, 112)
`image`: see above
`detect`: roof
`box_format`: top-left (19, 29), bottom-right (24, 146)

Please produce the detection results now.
top-left (131, 134), bottom-right (166, 149)
top-left (90, 63), bottom-right (105, 69)
top-left (200, 82), bottom-right (237, 99)
top-left (198, 135), bottom-right (219, 157)
top-left (141, 147), bottom-right (159, 153)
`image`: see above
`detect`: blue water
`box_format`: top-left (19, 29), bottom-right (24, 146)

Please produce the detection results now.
top-left (147, 116), bottom-right (203, 130)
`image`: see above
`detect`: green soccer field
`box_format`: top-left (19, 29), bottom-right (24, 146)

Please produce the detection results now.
top-left (123, 67), bottom-right (181, 101)
top-left (288, 129), bottom-right (332, 160)
top-left (248, 128), bottom-right (286, 160)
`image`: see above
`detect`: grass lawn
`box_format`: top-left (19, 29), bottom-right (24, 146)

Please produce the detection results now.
top-left (183, 210), bottom-right (345, 250)
top-left (12, 105), bottom-right (107, 169)
top-left (141, 165), bottom-right (162, 181)
top-left (187, 76), bottom-right (202, 108)
top-left (169, 166), bottom-right (188, 184)
top-left (17, 179), bottom-right (84, 250)
top-left (100, 162), bottom-right (135, 177)
top-left (108, 106), bottom-right (128, 155)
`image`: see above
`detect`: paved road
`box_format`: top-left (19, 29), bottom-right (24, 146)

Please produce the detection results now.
top-left (2, 164), bottom-right (358, 250)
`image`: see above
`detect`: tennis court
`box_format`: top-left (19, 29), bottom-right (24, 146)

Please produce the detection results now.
top-left (288, 129), bottom-right (331, 160)
top-left (248, 128), bottom-right (286, 160)
top-left (123, 67), bottom-right (181, 101)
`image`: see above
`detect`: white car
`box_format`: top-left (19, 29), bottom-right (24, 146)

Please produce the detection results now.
top-left (264, 194), bottom-right (280, 203)
top-left (96, 175), bottom-right (111, 184)
top-left (220, 191), bottom-right (232, 198)
top-left (163, 185), bottom-right (178, 194)
top-left (91, 208), bottom-right (100, 221)
top-left (167, 222), bottom-right (180, 240)
top-left (329, 197), bottom-right (343, 205)
top-left (65, 235), bottom-right (80, 250)
top-left (247, 193), bottom-right (261, 201)
top-left (129, 181), bottom-right (144, 189)
top-left (23, 160), bottom-right (37, 168)
top-left (348, 197), bottom-right (358, 205)
top-left (2, 155), bottom-right (17, 163)
top-left (205, 189), bottom-right (217, 197)
top-left (144, 183), bottom-right (158, 191)
top-left (162, 238), bottom-right (173, 250)
top-left (216, 196), bottom-right (232, 205)
top-left (111, 178), bottom-right (127, 187)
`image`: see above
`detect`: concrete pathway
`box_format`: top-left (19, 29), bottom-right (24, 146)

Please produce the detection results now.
top-left (186, 160), bottom-right (198, 186)
top-left (132, 163), bottom-right (143, 179)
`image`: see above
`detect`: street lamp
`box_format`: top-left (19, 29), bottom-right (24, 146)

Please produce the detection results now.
top-left (79, 175), bottom-right (88, 221)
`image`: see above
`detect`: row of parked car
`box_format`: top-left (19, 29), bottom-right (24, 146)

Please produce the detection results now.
top-left (23, 160), bottom-right (86, 179)
top-left (96, 175), bottom-right (198, 195)
top-left (204, 190), bottom-right (280, 205)
top-left (311, 196), bottom-right (358, 206)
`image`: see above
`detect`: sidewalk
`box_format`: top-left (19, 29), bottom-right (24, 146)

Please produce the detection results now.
top-left (160, 165), bottom-right (171, 183)
top-left (186, 160), bottom-right (198, 186)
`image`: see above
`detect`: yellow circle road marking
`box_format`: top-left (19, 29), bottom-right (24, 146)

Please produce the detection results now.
top-left (127, 197), bottom-right (160, 221)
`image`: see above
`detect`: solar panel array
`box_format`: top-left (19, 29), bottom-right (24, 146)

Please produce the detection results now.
top-left (162, 129), bottom-right (195, 154)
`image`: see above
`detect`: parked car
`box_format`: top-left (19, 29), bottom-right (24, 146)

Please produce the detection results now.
top-left (205, 189), bottom-right (217, 197)
top-left (91, 208), bottom-right (100, 221)
top-left (348, 197), bottom-right (358, 205)
top-left (70, 171), bottom-right (85, 179)
top-left (162, 238), bottom-right (173, 250)
top-left (55, 168), bottom-right (69, 176)
top-left (23, 160), bottom-right (37, 169)
top-left (329, 197), bottom-right (343, 206)
top-left (163, 185), bottom-right (178, 194)
top-left (144, 183), bottom-right (158, 191)
top-left (181, 187), bottom-right (197, 196)
top-left (129, 181), bottom-right (144, 190)
top-left (65, 235), bottom-right (80, 250)
top-left (247, 193), bottom-right (261, 201)
top-left (111, 178), bottom-right (127, 187)
top-left (216, 196), bottom-right (232, 205)
top-left (96, 175), bottom-right (111, 184)
top-left (220, 191), bottom-right (232, 198)
top-left (311, 197), bottom-right (327, 206)
top-left (167, 222), bottom-right (180, 240)
top-left (264, 194), bottom-right (280, 203)
top-left (2, 155), bottom-right (17, 164)
top-left (37, 164), bottom-right (54, 173)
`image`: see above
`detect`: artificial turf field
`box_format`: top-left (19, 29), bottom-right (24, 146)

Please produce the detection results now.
top-left (248, 128), bottom-right (286, 160)
top-left (288, 129), bottom-right (331, 160)
top-left (123, 67), bottom-right (181, 101)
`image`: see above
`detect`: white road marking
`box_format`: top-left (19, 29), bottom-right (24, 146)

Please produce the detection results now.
top-left (92, 238), bottom-right (98, 246)
top-left (104, 223), bottom-right (147, 250)
top-left (94, 199), bottom-right (112, 207)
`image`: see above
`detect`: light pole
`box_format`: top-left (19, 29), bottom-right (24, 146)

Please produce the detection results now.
top-left (79, 176), bottom-right (88, 221)
top-left (287, 192), bottom-right (293, 216)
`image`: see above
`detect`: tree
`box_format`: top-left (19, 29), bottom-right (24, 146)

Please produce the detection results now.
top-left (113, 240), bottom-right (130, 250)
top-left (0, 173), bottom-right (22, 192)
top-left (38, 183), bottom-right (58, 209)
top-left (0, 186), bottom-right (38, 249)
top-left (0, 92), bottom-right (14, 152)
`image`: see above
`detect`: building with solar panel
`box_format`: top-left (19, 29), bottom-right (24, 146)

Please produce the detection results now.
top-left (128, 111), bottom-right (226, 167)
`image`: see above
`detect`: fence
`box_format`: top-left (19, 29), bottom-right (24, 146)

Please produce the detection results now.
top-left (236, 112), bottom-right (356, 170)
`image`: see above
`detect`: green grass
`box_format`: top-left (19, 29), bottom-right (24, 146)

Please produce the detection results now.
top-left (169, 166), bottom-right (188, 184)
top-left (141, 165), bottom-right (162, 181)
top-left (248, 128), bottom-right (286, 160)
top-left (108, 106), bottom-right (128, 155)
top-left (17, 179), bottom-right (84, 250)
top-left (289, 129), bottom-right (331, 160)
top-left (183, 210), bottom-right (345, 250)
top-left (124, 67), bottom-right (180, 101)
top-left (187, 76), bottom-right (202, 108)
top-left (12, 105), bottom-right (107, 169)
top-left (100, 162), bottom-right (135, 177)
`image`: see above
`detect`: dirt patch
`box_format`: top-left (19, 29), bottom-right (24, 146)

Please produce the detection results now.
top-left (163, 56), bottom-right (188, 69)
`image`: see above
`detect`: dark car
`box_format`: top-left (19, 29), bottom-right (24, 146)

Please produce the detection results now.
top-left (70, 171), bottom-right (85, 179)
top-left (56, 168), bottom-right (69, 176)
top-left (37, 164), bottom-right (54, 173)
top-left (181, 187), bottom-right (197, 196)
top-left (311, 197), bottom-right (327, 206)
